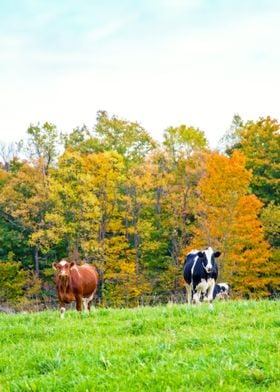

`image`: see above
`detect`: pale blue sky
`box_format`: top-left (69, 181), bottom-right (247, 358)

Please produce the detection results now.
top-left (1, 0), bottom-right (280, 146)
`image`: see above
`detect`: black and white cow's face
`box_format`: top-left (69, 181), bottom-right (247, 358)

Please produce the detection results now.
top-left (198, 247), bottom-right (221, 273)
top-left (216, 283), bottom-right (230, 299)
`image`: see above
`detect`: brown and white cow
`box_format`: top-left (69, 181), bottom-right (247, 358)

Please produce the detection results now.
top-left (53, 259), bottom-right (98, 318)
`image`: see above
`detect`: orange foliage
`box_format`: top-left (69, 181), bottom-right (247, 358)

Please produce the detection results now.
top-left (188, 151), bottom-right (272, 298)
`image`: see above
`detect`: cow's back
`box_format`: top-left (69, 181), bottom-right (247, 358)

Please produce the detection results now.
top-left (183, 253), bottom-right (197, 284)
top-left (71, 264), bottom-right (98, 297)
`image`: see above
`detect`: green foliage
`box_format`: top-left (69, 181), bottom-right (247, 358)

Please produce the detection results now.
top-left (94, 110), bottom-right (157, 163)
top-left (63, 125), bottom-right (91, 150)
top-left (226, 116), bottom-right (280, 205)
top-left (0, 217), bottom-right (33, 269)
top-left (261, 203), bottom-right (280, 248)
top-left (0, 259), bottom-right (28, 303)
top-left (0, 301), bottom-right (279, 391)
top-left (26, 122), bottom-right (63, 173)
top-left (0, 160), bottom-right (52, 274)
top-left (163, 124), bottom-right (208, 162)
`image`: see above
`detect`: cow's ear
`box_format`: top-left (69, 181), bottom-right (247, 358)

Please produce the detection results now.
top-left (52, 262), bottom-right (58, 270)
top-left (214, 251), bottom-right (221, 258)
top-left (198, 251), bottom-right (203, 257)
top-left (70, 262), bottom-right (75, 268)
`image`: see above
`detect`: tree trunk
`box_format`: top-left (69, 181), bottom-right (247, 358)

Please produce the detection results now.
top-left (134, 226), bottom-right (140, 285)
top-left (156, 187), bottom-right (162, 214)
top-left (98, 216), bottom-right (106, 302)
top-left (34, 246), bottom-right (39, 276)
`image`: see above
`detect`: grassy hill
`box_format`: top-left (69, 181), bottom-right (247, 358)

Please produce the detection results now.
top-left (0, 301), bottom-right (279, 391)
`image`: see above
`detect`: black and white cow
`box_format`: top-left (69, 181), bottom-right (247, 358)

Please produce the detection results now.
top-left (183, 247), bottom-right (221, 306)
top-left (213, 283), bottom-right (230, 300)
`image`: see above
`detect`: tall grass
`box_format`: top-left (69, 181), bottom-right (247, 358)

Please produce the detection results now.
top-left (0, 301), bottom-right (279, 391)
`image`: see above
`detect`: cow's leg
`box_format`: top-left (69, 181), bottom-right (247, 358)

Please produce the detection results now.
top-left (88, 290), bottom-right (97, 312)
top-left (87, 299), bottom-right (93, 311)
top-left (82, 298), bottom-right (88, 312)
top-left (81, 292), bottom-right (95, 313)
top-left (60, 305), bottom-right (66, 319)
top-left (86, 291), bottom-right (96, 312)
top-left (186, 283), bottom-right (192, 305)
top-left (75, 296), bottom-right (83, 312)
top-left (193, 288), bottom-right (202, 304)
top-left (88, 298), bottom-right (96, 312)
top-left (58, 298), bottom-right (66, 319)
top-left (193, 280), bottom-right (206, 305)
top-left (206, 278), bottom-right (215, 309)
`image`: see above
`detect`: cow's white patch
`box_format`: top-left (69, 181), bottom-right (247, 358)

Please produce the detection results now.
top-left (204, 247), bottom-right (214, 271)
top-left (82, 292), bottom-right (95, 313)
top-left (87, 293), bottom-right (94, 301)
top-left (194, 278), bottom-right (215, 304)
top-left (191, 255), bottom-right (198, 276)
top-left (59, 260), bottom-right (67, 266)
top-left (218, 283), bottom-right (229, 291)
top-left (82, 299), bottom-right (89, 313)
top-left (186, 283), bottom-right (192, 305)
top-left (205, 278), bottom-right (215, 302)
top-left (193, 279), bottom-right (207, 304)
top-left (60, 307), bottom-right (66, 319)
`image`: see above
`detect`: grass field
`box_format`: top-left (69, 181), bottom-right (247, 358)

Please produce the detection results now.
top-left (0, 301), bottom-right (279, 392)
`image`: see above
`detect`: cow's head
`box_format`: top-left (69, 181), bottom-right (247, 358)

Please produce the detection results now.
top-left (198, 247), bottom-right (221, 273)
top-left (52, 259), bottom-right (75, 280)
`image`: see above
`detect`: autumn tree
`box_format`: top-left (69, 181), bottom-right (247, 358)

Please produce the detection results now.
top-left (151, 126), bottom-right (209, 295)
top-left (25, 122), bottom-right (63, 175)
top-left (223, 116), bottom-right (280, 296)
top-left (260, 203), bottom-right (280, 296)
top-left (224, 116), bottom-right (280, 205)
top-left (0, 163), bottom-right (35, 274)
top-left (40, 149), bottom-right (141, 305)
top-left (39, 149), bottom-right (99, 260)
top-left (94, 111), bottom-right (156, 164)
top-left (1, 111), bottom-right (278, 307)
top-left (0, 252), bottom-right (41, 310)
top-left (188, 151), bottom-right (272, 298)
top-left (63, 125), bottom-right (91, 150)
top-left (163, 125), bottom-right (208, 163)
top-left (81, 150), bottom-right (134, 304)
top-left (0, 141), bottom-right (22, 171)
top-left (0, 159), bottom-right (50, 275)
top-left (0, 258), bottom-right (29, 304)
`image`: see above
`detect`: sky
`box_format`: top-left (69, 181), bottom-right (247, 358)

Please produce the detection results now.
top-left (1, 0), bottom-right (280, 148)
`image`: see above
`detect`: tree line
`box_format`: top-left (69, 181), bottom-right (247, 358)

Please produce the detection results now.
top-left (0, 111), bottom-right (279, 309)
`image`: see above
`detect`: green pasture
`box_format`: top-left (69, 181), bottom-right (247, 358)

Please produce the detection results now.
top-left (0, 301), bottom-right (279, 391)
